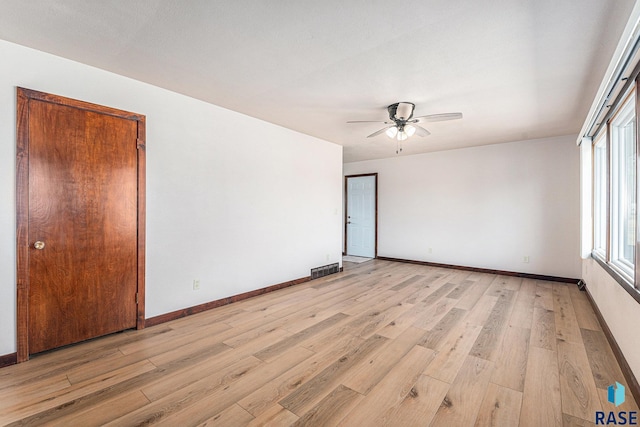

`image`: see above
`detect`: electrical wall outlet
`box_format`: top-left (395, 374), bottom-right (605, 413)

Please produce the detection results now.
top-left (193, 279), bottom-right (200, 290)
top-left (523, 256), bottom-right (530, 263)
top-left (428, 248), bottom-right (433, 254)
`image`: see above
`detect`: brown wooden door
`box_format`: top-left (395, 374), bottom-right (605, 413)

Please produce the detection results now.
top-left (17, 88), bottom-right (146, 358)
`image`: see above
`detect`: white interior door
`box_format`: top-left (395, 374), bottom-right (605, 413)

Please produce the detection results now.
top-left (346, 175), bottom-right (376, 258)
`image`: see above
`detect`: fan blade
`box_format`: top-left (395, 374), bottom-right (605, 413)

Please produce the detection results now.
top-left (347, 120), bottom-right (388, 124)
top-left (367, 126), bottom-right (394, 138)
top-left (413, 112), bottom-right (463, 122)
top-left (412, 124), bottom-right (431, 137)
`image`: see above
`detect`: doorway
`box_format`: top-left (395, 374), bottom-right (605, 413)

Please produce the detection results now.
top-left (16, 88), bottom-right (146, 361)
top-left (345, 173), bottom-right (377, 258)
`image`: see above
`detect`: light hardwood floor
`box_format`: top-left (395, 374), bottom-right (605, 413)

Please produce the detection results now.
top-left (0, 260), bottom-right (637, 426)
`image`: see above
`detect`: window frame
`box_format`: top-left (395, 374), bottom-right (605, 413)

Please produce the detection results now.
top-left (592, 129), bottom-right (608, 258)
top-left (591, 82), bottom-right (640, 298)
top-left (609, 91), bottom-right (636, 281)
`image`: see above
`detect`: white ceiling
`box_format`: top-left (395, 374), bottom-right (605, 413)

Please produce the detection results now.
top-left (0, 0), bottom-right (635, 162)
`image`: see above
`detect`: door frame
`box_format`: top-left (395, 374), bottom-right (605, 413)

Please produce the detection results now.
top-left (344, 173), bottom-right (378, 257)
top-left (16, 87), bottom-right (146, 362)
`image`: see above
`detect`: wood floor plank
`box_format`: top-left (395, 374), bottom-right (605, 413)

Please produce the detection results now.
top-left (66, 323), bottom-right (228, 381)
top-left (64, 350), bottom-right (147, 385)
top-left (220, 317), bottom-right (294, 349)
top-left (115, 347), bottom-right (313, 426)
top-left (0, 374), bottom-right (70, 411)
top-left (571, 298), bottom-right (602, 331)
top-left (238, 332), bottom-right (364, 417)
top-left (553, 284), bottom-right (583, 344)
top-left (520, 346), bottom-right (562, 427)
top-left (423, 321), bottom-right (484, 384)
top-left (142, 333), bottom-right (288, 402)
top-left (418, 307), bottom-right (467, 350)
top-left (282, 277), bottom-right (368, 311)
top-left (247, 276), bottom-right (368, 322)
top-left (342, 326), bottom-right (427, 394)
top-left (292, 384), bottom-right (364, 427)
top-left (429, 355), bottom-right (494, 426)
top-left (0, 343), bottom-right (128, 389)
top-left (246, 404), bottom-right (298, 427)
top-left (7, 341), bottom-right (236, 425)
top-left (538, 280), bottom-right (554, 289)
top-left (443, 270), bottom-right (474, 286)
top-left (46, 390), bottom-right (151, 427)
top-left (534, 283), bottom-right (554, 311)
top-left (167, 306), bottom-right (245, 330)
top-left (337, 345), bottom-right (436, 426)
top-left (141, 353), bottom-right (263, 402)
top-left (195, 404), bottom-right (255, 427)
top-left (341, 290), bottom-right (397, 316)
top-left (562, 412), bottom-right (597, 427)
top-left (557, 340), bottom-right (602, 420)
top-left (117, 321), bottom-right (231, 356)
top-left (253, 313), bottom-right (348, 361)
top-left (487, 275), bottom-right (522, 295)
top-left (485, 275), bottom-right (507, 296)
top-left (390, 274), bottom-right (426, 291)
top-left (377, 302), bottom-right (433, 339)
top-left (470, 289), bottom-right (516, 361)
top-left (580, 328), bottom-right (626, 390)
top-left (509, 278), bottom-right (537, 329)
top-left (411, 297), bottom-right (458, 331)
top-left (405, 272), bottom-right (459, 305)
top-left (0, 360), bottom-right (156, 426)
top-left (490, 325), bottom-right (530, 392)
top-left (474, 382), bottom-right (523, 427)
top-left (342, 299), bottom-right (414, 339)
top-left (243, 287), bottom-right (320, 313)
top-left (446, 279), bottom-right (474, 299)
top-left (310, 273), bottom-right (360, 289)
top-left (455, 274), bottom-right (496, 311)
top-left (530, 306), bottom-right (557, 351)
top-left (277, 306), bottom-right (345, 334)
top-left (279, 334), bottom-right (388, 415)
top-left (566, 284), bottom-right (599, 331)
top-left (464, 294), bottom-right (499, 326)
top-left (383, 374), bottom-right (450, 427)
top-left (422, 282), bottom-right (457, 306)
top-left (298, 317), bottom-right (366, 354)
top-left (323, 285), bottom-right (389, 314)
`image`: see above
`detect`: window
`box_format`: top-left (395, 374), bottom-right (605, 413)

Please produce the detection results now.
top-left (610, 93), bottom-right (636, 280)
top-left (593, 131), bottom-right (607, 256)
top-left (591, 87), bottom-right (640, 293)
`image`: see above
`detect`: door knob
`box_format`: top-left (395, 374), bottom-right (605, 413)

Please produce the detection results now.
top-left (33, 241), bottom-right (45, 250)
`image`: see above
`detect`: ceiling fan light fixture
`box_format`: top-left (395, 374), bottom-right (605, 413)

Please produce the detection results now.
top-left (386, 126), bottom-right (398, 138)
top-left (404, 125), bottom-right (416, 137)
top-left (397, 130), bottom-right (408, 141)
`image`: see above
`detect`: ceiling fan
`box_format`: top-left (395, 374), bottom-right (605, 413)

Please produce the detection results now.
top-left (348, 102), bottom-right (462, 152)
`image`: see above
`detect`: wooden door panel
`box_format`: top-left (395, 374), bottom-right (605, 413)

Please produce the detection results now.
top-left (26, 98), bottom-right (139, 354)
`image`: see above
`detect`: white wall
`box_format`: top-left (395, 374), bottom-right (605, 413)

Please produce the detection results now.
top-left (582, 258), bottom-right (640, 380)
top-left (344, 135), bottom-right (581, 278)
top-left (0, 40), bottom-right (343, 356)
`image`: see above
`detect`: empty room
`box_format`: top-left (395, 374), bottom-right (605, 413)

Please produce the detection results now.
top-left (1, 1), bottom-right (640, 426)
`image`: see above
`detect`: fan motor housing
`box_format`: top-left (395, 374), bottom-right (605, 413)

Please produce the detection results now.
top-left (388, 102), bottom-right (415, 121)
